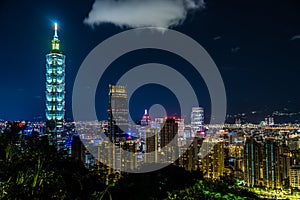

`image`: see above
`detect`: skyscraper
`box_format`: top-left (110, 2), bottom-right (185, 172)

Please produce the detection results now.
top-left (108, 84), bottom-right (129, 142)
top-left (191, 107), bottom-right (204, 136)
top-left (45, 23), bottom-right (66, 145)
top-left (144, 128), bottom-right (159, 163)
top-left (199, 137), bottom-right (224, 178)
top-left (160, 118), bottom-right (179, 164)
top-left (244, 136), bottom-right (289, 189)
top-left (140, 109), bottom-right (151, 127)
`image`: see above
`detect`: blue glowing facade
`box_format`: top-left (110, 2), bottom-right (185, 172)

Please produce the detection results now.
top-left (244, 136), bottom-right (287, 189)
top-left (45, 23), bottom-right (65, 143)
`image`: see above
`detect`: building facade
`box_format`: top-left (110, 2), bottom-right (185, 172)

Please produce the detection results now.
top-left (244, 136), bottom-right (290, 189)
top-left (199, 137), bottom-right (224, 179)
top-left (178, 137), bottom-right (203, 171)
top-left (144, 128), bottom-right (159, 163)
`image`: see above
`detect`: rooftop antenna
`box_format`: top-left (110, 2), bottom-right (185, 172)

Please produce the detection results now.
top-left (54, 22), bottom-right (58, 39)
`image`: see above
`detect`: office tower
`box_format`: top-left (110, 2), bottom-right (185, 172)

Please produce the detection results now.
top-left (191, 107), bottom-right (204, 136)
top-left (244, 136), bottom-right (290, 189)
top-left (160, 118), bottom-right (179, 164)
top-left (144, 128), bottom-right (159, 163)
top-left (108, 84), bottom-right (129, 142)
top-left (199, 137), bottom-right (224, 179)
top-left (140, 109), bottom-right (151, 127)
top-left (45, 23), bottom-right (65, 145)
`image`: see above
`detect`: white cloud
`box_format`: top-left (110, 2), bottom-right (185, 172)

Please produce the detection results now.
top-left (291, 34), bottom-right (300, 41)
top-left (84, 0), bottom-right (205, 28)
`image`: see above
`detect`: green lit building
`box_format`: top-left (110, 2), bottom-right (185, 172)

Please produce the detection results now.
top-left (45, 23), bottom-right (66, 145)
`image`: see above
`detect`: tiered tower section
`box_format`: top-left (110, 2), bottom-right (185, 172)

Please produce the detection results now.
top-left (45, 23), bottom-right (65, 144)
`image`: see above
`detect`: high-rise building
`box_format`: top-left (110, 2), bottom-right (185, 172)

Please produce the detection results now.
top-left (191, 107), bottom-right (204, 136)
top-left (140, 109), bottom-right (151, 127)
top-left (228, 143), bottom-right (244, 179)
top-left (244, 136), bottom-right (290, 189)
top-left (144, 128), bottom-right (159, 163)
top-left (178, 137), bottom-right (203, 171)
top-left (108, 84), bottom-right (129, 142)
top-left (160, 118), bottom-right (179, 164)
top-left (199, 137), bottom-right (224, 179)
top-left (175, 118), bottom-right (185, 140)
top-left (45, 23), bottom-right (65, 145)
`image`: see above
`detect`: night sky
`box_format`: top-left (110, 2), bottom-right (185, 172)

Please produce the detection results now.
top-left (0, 0), bottom-right (300, 122)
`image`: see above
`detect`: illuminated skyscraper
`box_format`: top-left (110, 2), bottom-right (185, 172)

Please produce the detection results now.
top-left (140, 109), bottom-right (151, 127)
top-left (144, 128), bottom-right (159, 163)
top-left (45, 23), bottom-right (65, 144)
top-left (191, 107), bottom-right (204, 135)
top-left (108, 84), bottom-right (129, 142)
top-left (244, 136), bottom-right (289, 189)
top-left (199, 137), bottom-right (224, 178)
top-left (160, 118), bottom-right (179, 164)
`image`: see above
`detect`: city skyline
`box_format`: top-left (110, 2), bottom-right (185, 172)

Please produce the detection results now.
top-left (2, 1), bottom-right (300, 199)
top-left (0, 0), bottom-right (300, 123)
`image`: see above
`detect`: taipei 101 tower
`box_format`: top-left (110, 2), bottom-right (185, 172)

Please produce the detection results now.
top-left (45, 23), bottom-right (66, 145)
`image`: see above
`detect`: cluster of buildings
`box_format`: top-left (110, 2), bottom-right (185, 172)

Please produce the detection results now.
top-left (3, 23), bottom-right (300, 192)
top-left (77, 80), bottom-right (300, 193)
top-left (219, 126), bottom-right (300, 192)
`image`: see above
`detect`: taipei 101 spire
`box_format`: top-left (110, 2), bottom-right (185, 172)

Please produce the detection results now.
top-left (54, 23), bottom-right (58, 38)
top-left (45, 23), bottom-right (66, 146)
